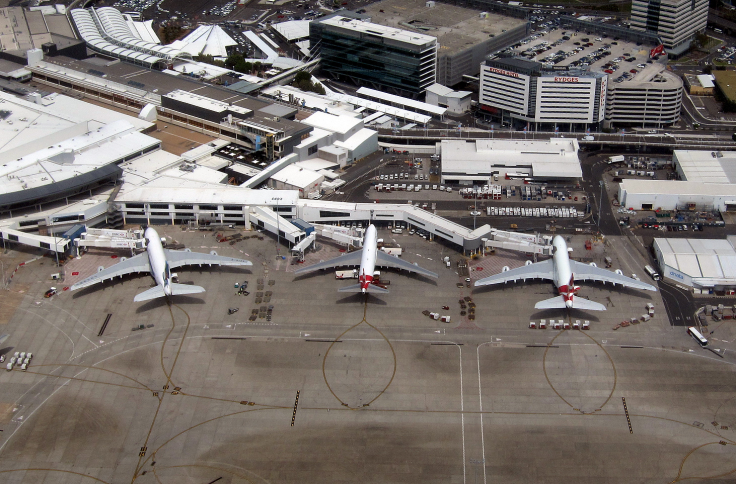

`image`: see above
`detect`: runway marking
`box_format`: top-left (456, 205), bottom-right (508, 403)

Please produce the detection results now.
top-left (24, 364), bottom-right (154, 392)
top-left (291, 390), bottom-right (300, 427)
top-left (0, 468), bottom-right (111, 483)
top-left (152, 464), bottom-right (259, 484)
top-left (622, 397), bottom-right (633, 433)
top-left (82, 334), bottom-right (99, 348)
top-left (669, 441), bottom-right (736, 483)
top-left (320, 295), bottom-right (397, 409)
top-left (133, 302), bottom-right (193, 481)
top-left (542, 329), bottom-right (618, 414)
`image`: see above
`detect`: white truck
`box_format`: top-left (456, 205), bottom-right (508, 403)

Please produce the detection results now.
top-left (608, 155), bottom-right (625, 164)
top-left (335, 269), bottom-right (358, 279)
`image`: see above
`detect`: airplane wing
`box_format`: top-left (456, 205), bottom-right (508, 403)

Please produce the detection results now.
top-left (70, 253), bottom-right (151, 291)
top-left (164, 249), bottom-right (252, 269)
top-left (375, 250), bottom-right (438, 279)
top-left (294, 250), bottom-right (364, 275)
top-left (569, 260), bottom-right (656, 291)
top-left (474, 259), bottom-right (554, 287)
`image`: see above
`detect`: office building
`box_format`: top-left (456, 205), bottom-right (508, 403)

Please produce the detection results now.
top-left (360, 0), bottom-right (528, 87)
top-left (630, 0), bottom-right (708, 56)
top-left (310, 15), bottom-right (437, 97)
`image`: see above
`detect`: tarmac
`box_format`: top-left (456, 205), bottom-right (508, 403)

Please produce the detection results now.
top-left (0, 226), bottom-right (735, 483)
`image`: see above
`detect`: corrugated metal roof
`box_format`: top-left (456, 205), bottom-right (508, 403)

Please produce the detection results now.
top-left (655, 237), bottom-right (736, 286)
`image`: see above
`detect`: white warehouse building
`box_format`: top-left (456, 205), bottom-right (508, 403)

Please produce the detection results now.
top-left (440, 138), bottom-right (582, 184)
top-left (653, 237), bottom-right (736, 292)
top-left (618, 179), bottom-right (736, 212)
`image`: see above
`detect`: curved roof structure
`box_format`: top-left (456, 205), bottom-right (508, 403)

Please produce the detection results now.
top-left (170, 24), bottom-right (237, 58)
top-left (71, 7), bottom-right (191, 67)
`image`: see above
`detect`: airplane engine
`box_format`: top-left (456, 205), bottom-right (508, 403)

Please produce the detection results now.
top-left (502, 266), bottom-right (510, 272)
top-left (525, 260), bottom-right (533, 266)
top-left (615, 269), bottom-right (623, 275)
top-left (589, 262), bottom-right (597, 267)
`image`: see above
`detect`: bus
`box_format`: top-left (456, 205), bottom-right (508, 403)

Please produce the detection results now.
top-left (644, 265), bottom-right (660, 281)
top-left (687, 326), bottom-right (708, 347)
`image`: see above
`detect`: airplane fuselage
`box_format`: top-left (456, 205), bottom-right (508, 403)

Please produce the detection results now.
top-left (358, 225), bottom-right (378, 293)
top-left (551, 235), bottom-right (576, 308)
top-left (144, 227), bottom-right (171, 297)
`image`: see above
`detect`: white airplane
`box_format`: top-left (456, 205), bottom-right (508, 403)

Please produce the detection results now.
top-left (474, 235), bottom-right (656, 311)
top-left (70, 227), bottom-right (252, 302)
top-left (294, 224), bottom-right (438, 293)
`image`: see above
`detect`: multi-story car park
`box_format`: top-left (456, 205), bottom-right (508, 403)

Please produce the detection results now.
top-left (478, 21), bottom-right (683, 130)
top-left (630, 0), bottom-right (708, 57)
top-left (604, 66), bottom-right (683, 128)
top-left (359, 0), bottom-right (529, 87)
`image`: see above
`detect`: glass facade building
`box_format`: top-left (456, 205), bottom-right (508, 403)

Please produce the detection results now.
top-left (310, 15), bottom-right (437, 97)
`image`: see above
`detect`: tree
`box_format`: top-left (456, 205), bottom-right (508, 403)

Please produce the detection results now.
top-left (225, 52), bottom-right (244, 69)
top-left (294, 70), bottom-right (311, 84)
top-left (313, 82), bottom-right (326, 95)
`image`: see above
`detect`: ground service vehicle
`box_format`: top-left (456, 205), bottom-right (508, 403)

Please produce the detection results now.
top-left (644, 265), bottom-right (660, 281)
top-left (687, 326), bottom-right (708, 346)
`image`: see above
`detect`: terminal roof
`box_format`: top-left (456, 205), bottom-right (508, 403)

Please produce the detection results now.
top-left (361, 0), bottom-right (526, 56)
top-left (441, 138), bottom-right (582, 179)
top-left (675, 150), bottom-right (736, 184)
top-left (319, 16), bottom-right (436, 47)
top-left (655, 237), bottom-right (736, 284)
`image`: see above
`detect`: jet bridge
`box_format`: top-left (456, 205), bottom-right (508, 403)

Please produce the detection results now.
top-left (76, 228), bottom-right (146, 250)
top-left (483, 229), bottom-right (552, 255)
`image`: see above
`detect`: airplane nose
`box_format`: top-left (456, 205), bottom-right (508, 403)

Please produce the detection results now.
top-left (565, 299), bottom-right (573, 308)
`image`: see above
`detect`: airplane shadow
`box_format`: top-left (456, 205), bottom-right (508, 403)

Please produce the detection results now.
top-left (0, 346), bottom-right (14, 357)
top-left (335, 293), bottom-right (388, 306)
top-left (135, 295), bottom-right (207, 313)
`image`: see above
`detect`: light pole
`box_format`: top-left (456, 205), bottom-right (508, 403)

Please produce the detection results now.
top-left (597, 180), bottom-right (604, 232)
top-left (273, 197), bottom-right (283, 255)
top-left (473, 189), bottom-right (478, 230)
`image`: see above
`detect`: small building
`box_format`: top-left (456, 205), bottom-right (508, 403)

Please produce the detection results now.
top-left (300, 112), bottom-right (378, 164)
top-left (653, 237), bottom-right (736, 292)
top-left (269, 164), bottom-right (325, 197)
top-left (440, 138), bottom-right (582, 184)
top-left (683, 73), bottom-right (715, 96)
top-left (425, 83), bottom-right (472, 114)
top-left (618, 179), bottom-right (736, 211)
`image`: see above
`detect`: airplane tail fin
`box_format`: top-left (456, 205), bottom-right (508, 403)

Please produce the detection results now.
top-left (534, 296), bottom-right (606, 311)
top-left (133, 283), bottom-right (206, 302)
top-left (170, 283), bottom-right (206, 297)
top-left (337, 283), bottom-right (389, 294)
top-left (134, 285), bottom-right (166, 302)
